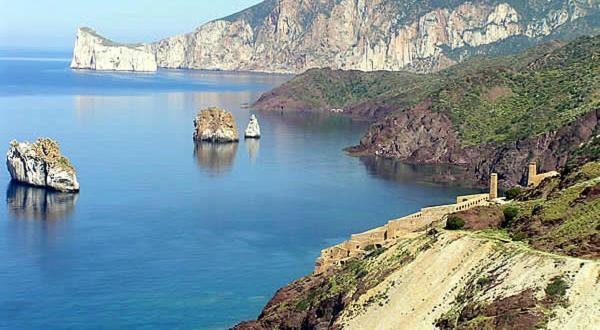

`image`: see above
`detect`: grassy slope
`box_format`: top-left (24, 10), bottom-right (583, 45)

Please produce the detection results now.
top-left (263, 36), bottom-right (600, 146)
top-left (506, 162), bottom-right (600, 258)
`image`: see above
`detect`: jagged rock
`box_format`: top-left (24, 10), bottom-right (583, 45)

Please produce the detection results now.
top-left (70, 27), bottom-right (157, 72)
top-left (74, 1), bottom-right (598, 73)
top-left (244, 114), bottom-right (261, 139)
top-left (193, 107), bottom-right (239, 143)
top-left (6, 139), bottom-right (80, 192)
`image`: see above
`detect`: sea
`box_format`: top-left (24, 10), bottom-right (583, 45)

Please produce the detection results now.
top-left (0, 50), bottom-right (481, 329)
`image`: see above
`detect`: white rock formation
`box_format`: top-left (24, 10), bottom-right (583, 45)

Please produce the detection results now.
top-left (6, 139), bottom-right (80, 192)
top-left (70, 27), bottom-right (157, 72)
top-left (193, 107), bottom-right (240, 143)
top-left (244, 114), bottom-right (261, 139)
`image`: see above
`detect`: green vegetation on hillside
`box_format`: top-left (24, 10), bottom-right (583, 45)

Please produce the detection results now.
top-left (507, 160), bottom-right (600, 258)
top-left (266, 36), bottom-right (600, 146)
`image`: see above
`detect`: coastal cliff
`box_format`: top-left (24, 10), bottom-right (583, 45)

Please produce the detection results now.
top-left (73, 0), bottom-right (599, 73)
top-left (235, 155), bottom-right (600, 329)
top-left (70, 27), bottom-right (157, 72)
top-left (255, 35), bottom-right (600, 187)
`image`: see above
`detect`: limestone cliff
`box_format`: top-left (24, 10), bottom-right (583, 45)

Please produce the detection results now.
top-left (70, 27), bottom-right (157, 72)
top-left (74, 0), bottom-right (599, 73)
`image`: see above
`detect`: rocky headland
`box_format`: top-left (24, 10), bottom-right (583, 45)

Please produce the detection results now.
top-left (70, 27), bottom-right (157, 72)
top-left (245, 114), bottom-right (261, 139)
top-left (72, 0), bottom-right (599, 74)
top-left (6, 139), bottom-right (80, 192)
top-left (255, 35), bottom-right (600, 188)
top-left (234, 142), bottom-right (600, 330)
top-left (193, 107), bottom-right (239, 143)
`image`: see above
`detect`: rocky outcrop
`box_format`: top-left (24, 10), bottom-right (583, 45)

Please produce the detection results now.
top-left (351, 106), bottom-right (600, 188)
top-left (6, 139), bottom-right (80, 192)
top-left (244, 115), bottom-right (261, 139)
top-left (193, 107), bottom-right (239, 143)
top-left (74, 1), bottom-right (598, 73)
top-left (70, 27), bottom-right (157, 72)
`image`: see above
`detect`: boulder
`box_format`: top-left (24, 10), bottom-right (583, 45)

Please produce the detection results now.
top-left (6, 139), bottom-right (80, 192)
top-left (193, 107), bottom-right (239, 143)
top-left (245, 114), bottom-right (261, 139)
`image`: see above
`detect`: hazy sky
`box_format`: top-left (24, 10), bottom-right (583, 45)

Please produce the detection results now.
top-left (0, 0), bottom-right (262, 50)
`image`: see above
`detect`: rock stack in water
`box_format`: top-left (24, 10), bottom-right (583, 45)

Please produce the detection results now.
top-left (245, 114), bottom-right (261, 139)
top-left (6, 139), bottom-right (80, 192)
top-left (193, 107), bottom-right (239, 143)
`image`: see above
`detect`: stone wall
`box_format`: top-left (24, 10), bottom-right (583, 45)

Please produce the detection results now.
top-left (315, 193), bottom-right (491, 273)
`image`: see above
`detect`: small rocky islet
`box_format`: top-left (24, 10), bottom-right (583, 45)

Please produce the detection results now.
top-left (6, 138), bottom-right (80, 192)
top-left (193, 107), bottom-right (240, 143)
top-left (244, 114), bottom-right (261, 139)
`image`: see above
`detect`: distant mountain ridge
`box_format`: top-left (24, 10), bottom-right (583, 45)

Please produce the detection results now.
top-left (72, 0), bottom-right (599, 73)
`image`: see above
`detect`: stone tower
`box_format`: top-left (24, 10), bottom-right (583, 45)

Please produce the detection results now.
top-left (490, 173), bottom-right (498, 200)
top-left (528, 162), bottom-right (537, 187)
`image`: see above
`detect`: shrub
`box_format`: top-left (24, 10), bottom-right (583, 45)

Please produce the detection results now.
top-left (502, 207), bottom-right (520, 227)
top-left (505, 187), bottom-right (522, 200)
top-left (446, 215), bottom-right (465, 230)
top-left (545, 277), bottom-right (569, 298)
top-left (511, 232), bottom-right (527, 241)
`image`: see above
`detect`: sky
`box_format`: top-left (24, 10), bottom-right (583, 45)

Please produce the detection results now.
top-left (0, 0), bottom-right (262, 50)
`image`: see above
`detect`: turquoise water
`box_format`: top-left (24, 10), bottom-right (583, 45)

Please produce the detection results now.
top-left (0, 52), bottom-right (480, 329)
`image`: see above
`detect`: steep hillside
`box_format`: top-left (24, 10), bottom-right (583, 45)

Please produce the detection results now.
top-left (234, 157), bottom-right (600, 330)
top-left (72, 0), bottom-right (599, 73)
top-left (256, 36), bottom-right (600, 187)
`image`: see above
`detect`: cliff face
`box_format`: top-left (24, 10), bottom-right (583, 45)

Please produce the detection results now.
top-left (70, 28), bottom-right (157, 72)
top-left (354, 107), bottom-right (600, 187)
top-left (74, 0), bottom-right (599, 73)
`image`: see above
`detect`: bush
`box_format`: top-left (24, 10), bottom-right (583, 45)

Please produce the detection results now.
top-left (545, 277), bottom-right (569, 298)
top-left (446, 215), bottom-right (465, 230)
top-left (511, 232), bottom-right (527, 241)
top-left (532, 204), bottom-right (544, 215)
top-left (505, 187), bottom-right (522, 200)
top-left (502, 207), bottom-right (520, 227)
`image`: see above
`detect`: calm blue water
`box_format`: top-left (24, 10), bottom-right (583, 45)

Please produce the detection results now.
top-left (0, 52), bottom-right (481, 329)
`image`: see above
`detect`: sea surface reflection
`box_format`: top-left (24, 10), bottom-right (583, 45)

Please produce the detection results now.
top-left (194, 142), bottom-right (239, 174)
top-left (360, 156), bottom-right (472, 186)
top-left (6, 182), bottom-right (78, 221)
